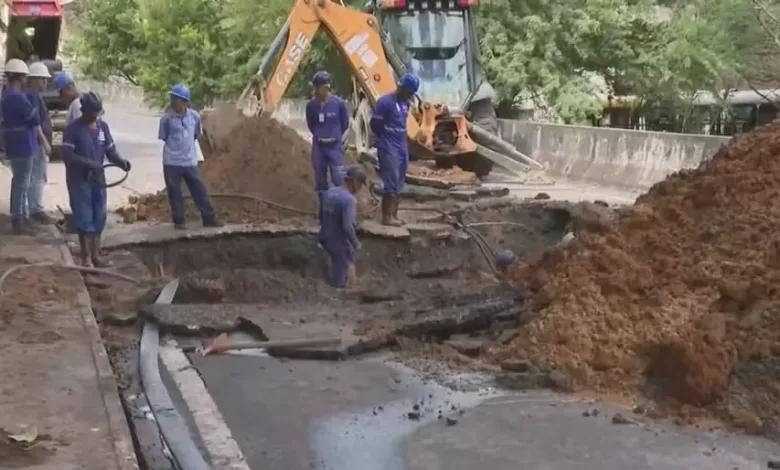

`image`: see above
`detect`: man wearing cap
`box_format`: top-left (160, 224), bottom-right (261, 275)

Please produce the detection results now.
top-left (305, 70), bottom-right (350, 222)
top-left (62, 92), bottom-right (131, 267)
top-left (25, 62), bottom-right (55, 223)
top-left (319, 165), bottom-right (366, 289)
top-left (2, 59), bottom-right (50, 233)
top-left (158, 83), bottom-right (222, 230)
top-left (369, 73), bottom-right (419, 226)
top-left (53, 72), bottom-right (83, 125)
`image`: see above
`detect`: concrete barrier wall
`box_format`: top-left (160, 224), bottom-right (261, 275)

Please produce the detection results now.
top-left (499, 120), bottom-right (730, 190)
top-left (75, 81), bottom-right (732, 190)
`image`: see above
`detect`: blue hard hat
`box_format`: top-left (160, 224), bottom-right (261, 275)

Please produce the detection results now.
top-left (80, 91), bottom-right (103, 114)
top-left (398, 73), bottom-right (420, 93)
top-left (345, 165), bottom-right (366, 183)
top-left (496, 249), bottom-right (516, 267)
top-left (170, 83), bottom-right (190, 101)
top-left (312, 71), bottom-right (330, 87)
top-left (53, 72), bottom-right (73, 91)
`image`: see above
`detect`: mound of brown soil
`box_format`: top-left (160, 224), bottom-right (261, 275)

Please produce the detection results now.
top-left (120, 111), bottom-right (377, 224)
top-left (494, 124), bottom-right (780, 426)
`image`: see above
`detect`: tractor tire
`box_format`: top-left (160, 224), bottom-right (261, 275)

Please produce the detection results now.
top-left (352, 99), bottom-right (375, 155)
top-left (462, 99), bottom-right (498, 177)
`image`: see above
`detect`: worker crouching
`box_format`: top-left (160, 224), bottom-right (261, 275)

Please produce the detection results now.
top-left (62, 92), bottom-right (131, 267)
top-left (370, 73), bottom-right (419, 226)
top-left (319, 165), bottom-right (366, 289)
top-left (305, 71), bottom-right (350, 222)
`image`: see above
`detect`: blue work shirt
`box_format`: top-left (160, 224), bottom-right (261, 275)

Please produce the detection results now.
top-left (62, 119), bottom-right (121, 185)
top-left (319, 186), bottom-right (359, 251)
top-left (369, 92), bottom-right (410, 155)
top-left (305, 95), bottom-right (349, 144)
top-left (158, 107), bottom-right (201, 167)
top-left (1, 88), bottom-right (39, 159)
top-left (27, 91), bottom-right (52, 144)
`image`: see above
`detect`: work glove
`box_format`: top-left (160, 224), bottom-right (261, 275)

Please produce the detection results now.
top-left (118, 158), bottom-right (132, 172)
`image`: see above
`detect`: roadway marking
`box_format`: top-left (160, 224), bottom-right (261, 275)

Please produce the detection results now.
top-left (158, 339), bottom-right (250, 470)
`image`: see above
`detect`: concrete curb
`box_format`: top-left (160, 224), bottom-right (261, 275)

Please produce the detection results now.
top-left (48, 226), bottom-right (140, 470)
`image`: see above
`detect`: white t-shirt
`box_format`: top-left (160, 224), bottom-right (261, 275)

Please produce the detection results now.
top-left (66, 95), bottom-right (105, 125)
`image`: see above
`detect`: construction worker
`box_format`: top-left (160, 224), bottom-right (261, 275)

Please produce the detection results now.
top-left (25, 62), bottom-right (54, 224)
top-left (159, 83), bottom-right (223, 230)
top-left (62, 92), bottom-right (130, 266)
top-left (305, 70), bottom-right (350, 221)
top-left (2, 59), bottom-right (50, 234)
top-left (370, 73), bottom-right (419, 226)
top-left (53, 72), bottom-right (84, 125)
top-left (319, 165), bottom-right (366, 289)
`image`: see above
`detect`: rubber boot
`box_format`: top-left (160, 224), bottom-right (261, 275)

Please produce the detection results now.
top-left (381, 197), bottom-right (401, 226)
top-left (78, 233), bottom-right (93, 267)
top-left (391, 198), bottom-right (405, 226)
top-left (90, 234), bottom-right (113, 268)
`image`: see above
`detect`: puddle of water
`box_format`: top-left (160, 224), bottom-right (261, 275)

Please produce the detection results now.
top-left (310, 361), bottom-right (503, 470)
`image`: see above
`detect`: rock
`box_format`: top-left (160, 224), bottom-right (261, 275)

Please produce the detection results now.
top-left (407, 411), bottom-right (420, 420)
top-left (544, 370), bottom-right (573, 392)
top-left (445, 417), bottom-right (458, 426)
top-left (497, 328), bottom-right (521, 345)
top-left (501, 359), bottom-right (532, 373)
top-left (494, 372), bottom-right (547, 390)
top-left (768, 460), bottom-right (780, 469)
top-left (445, 337), bottom-right (484, 357)
top-left (611, 413), bottom-right (633, 425)
top-left (533, 192), bottom-right (551, 200)
top-left (122, 206), bottom-right (137, 224)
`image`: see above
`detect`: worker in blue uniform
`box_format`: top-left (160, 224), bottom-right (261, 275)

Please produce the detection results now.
top-left (319, 165), bottom-right (366, 289)
top-left (370, 73), bottom-right (419, 226)
top-left (159, 83), bottom-right (223, 230)
top-left (305, 70), bottom-right (350, 222)
top-left (2, 58), bottom-right (50, 234)
top-left (62, 92), bottom-right (131, 267)
top-left (25, 61), bottom-right (55, 224)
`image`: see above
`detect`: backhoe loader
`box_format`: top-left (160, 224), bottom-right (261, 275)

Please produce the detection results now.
top-left (217, 0), bottom-right (540, 179)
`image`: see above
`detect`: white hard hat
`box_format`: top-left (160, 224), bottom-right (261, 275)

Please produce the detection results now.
top-left (28, 62), bottom-right (50, 78)
top-left (5, 58), bottom-right (29, 75)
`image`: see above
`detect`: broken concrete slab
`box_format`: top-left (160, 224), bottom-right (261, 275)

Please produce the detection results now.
top-left (101, 222), bottom-right (318, 249)
top-left (358, 220), bottom-right (410, 239)
top-left (139, 303), bottom-right (265, 336)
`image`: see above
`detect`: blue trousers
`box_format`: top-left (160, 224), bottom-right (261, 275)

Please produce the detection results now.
top-left (163, 165), bottom-right (215, 224)
top-left (377, 147), bottom-right (407, 196)
top-left (9, 156), bottom-right (33, 220)
top-left (68, 180), bottom-right (107, 233)
top-left (323, 241), bottom-right (354, 288)
top-left (312, 145), bottom-right (344, 221)
top-left (27, 145), bottom-right (47, 215)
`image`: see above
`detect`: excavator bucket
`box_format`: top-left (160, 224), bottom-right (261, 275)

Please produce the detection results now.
top-left (198, 102), bottom-right (249, 160)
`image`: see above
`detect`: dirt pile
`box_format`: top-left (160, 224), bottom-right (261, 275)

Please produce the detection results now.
top-left (120, 111), bottom-right (376, 225)
top-left (494, 124), bottom-right (780, 426)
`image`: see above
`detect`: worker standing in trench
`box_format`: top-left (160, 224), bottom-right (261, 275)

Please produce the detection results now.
top-left (2, 59), bottom-right (50, 234)
top-left (319, 165), bottom-right (366, 289)
top-left (62, 92), bottom-right (131, 267)
top-left (159, 83), bottom-right (223, 230)
top-left (370, 73), bottom-right (420, 226)
top-left (305, 70), bottom-right (350, 222)
top-left (25, 62), bottom-right (55, 224)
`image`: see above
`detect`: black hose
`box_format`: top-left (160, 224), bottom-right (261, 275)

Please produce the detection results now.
top-left (103, 163), bottom-right (129, 188)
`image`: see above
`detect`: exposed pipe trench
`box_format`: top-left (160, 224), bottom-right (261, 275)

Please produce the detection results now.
top-left (139, 278), bottom-right (210, 470)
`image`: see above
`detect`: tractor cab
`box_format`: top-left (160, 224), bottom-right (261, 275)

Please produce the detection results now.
top-left (366, 0), bottom-right (496, 115)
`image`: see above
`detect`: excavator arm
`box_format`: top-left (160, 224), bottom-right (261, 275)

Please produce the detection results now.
top-left (236, 0), bottom-right (542, 175)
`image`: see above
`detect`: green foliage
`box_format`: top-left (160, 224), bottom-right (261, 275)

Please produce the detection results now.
top-left (69, 0), bottom-right (771, 123)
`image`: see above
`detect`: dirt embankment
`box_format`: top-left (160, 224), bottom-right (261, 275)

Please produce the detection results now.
top-left (119, 111), bottom-right (376, 225)
top-left (495, 123), bottom-right (780, 430)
